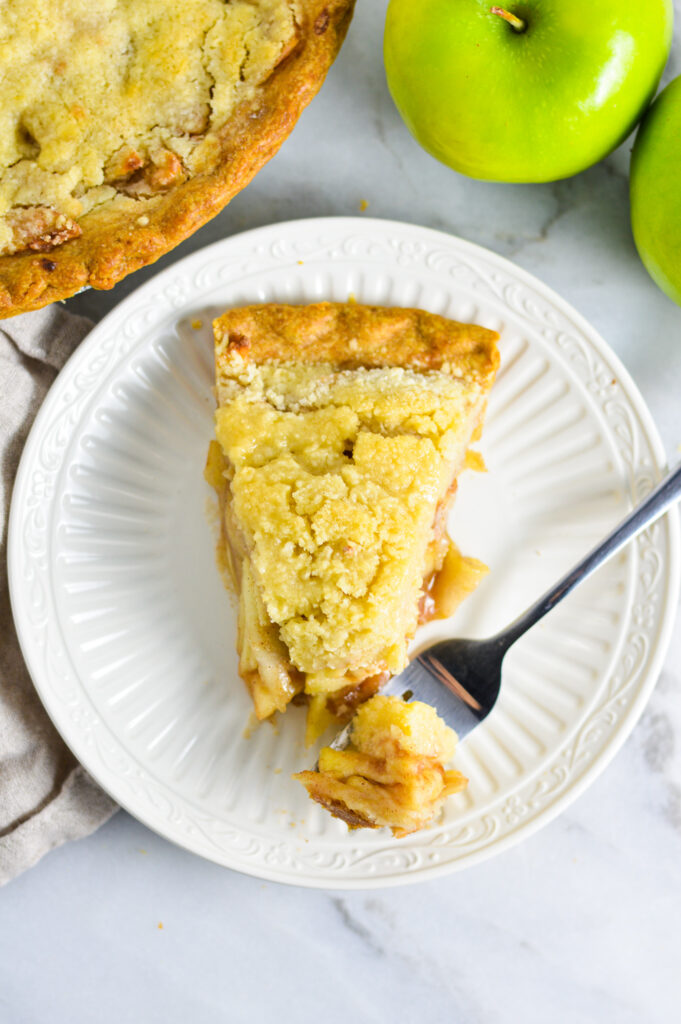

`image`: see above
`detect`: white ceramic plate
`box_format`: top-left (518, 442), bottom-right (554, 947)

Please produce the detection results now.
top-left (9, 218), bottom-right (680, 888)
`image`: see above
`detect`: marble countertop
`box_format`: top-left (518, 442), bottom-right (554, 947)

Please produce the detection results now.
top-left (2, 3), bottom-right (680, 1021)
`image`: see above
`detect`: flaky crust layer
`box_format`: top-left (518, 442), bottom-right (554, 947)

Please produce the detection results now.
top-left (0, 0), bottom-right (355, 318)
top-left (214, 300), bottom-right (500, 394)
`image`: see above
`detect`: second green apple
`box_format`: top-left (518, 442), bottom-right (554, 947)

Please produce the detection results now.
top-left (384, 0), bottom-right (673, 183)
top-left (630, 75), bottom-right (681, 307)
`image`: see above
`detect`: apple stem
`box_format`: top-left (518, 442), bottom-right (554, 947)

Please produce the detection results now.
top-left (490, 6), bottom-right (527, 32)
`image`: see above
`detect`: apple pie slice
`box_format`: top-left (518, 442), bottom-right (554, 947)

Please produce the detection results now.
top-left (207, 301), bottom-right (499, 746)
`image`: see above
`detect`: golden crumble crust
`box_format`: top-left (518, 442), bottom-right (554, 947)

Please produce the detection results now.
top-left (0, 0), bottom-right (355, 317)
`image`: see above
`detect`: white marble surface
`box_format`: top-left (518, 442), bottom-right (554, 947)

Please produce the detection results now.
top-left (3, 2), bottom-right (681, 1021)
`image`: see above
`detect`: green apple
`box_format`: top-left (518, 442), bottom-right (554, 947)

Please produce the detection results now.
top-left (630, 75), bottom-right (681, 306)
top-left (384, 0), bottom-right (673, 183)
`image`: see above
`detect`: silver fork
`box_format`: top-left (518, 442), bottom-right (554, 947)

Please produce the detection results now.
top-left (329, 462), bottom-right (681, 750)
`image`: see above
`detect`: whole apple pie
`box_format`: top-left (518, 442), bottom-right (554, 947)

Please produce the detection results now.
top-left (0, 0), bottom-right (354, 317)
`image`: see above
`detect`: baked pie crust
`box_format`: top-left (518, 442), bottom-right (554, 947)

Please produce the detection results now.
top-left (0, 0), bottom-right (354, 317)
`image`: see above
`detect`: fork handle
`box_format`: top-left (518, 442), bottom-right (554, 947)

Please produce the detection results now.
top-left (497, 461), bottom-right (681, 650)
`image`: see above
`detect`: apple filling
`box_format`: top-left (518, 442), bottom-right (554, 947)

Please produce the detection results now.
top-left (294, 695), bottom-right (468, 836)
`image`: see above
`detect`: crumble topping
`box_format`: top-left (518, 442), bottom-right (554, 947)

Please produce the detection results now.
top-left (0, 0), bottom-right (298, 254)
top-left (215, 358), bottom-right (489, 693)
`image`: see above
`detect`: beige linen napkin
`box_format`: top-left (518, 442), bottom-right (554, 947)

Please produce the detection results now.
top-left (1, 306), bottom-right (118, 886)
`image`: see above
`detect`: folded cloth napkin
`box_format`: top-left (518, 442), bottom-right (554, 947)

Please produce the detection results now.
top-left (1, 306), bottom-right (118, 887)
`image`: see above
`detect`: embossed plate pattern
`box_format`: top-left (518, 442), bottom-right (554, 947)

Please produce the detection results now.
top-left (8, 218), bottom-right (680, 887)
